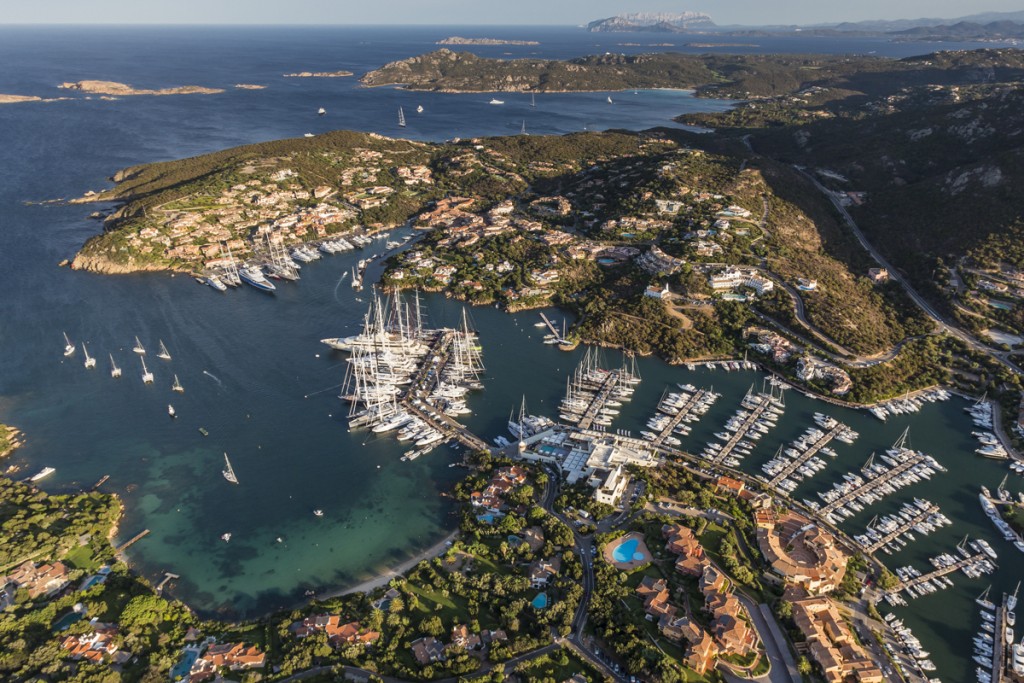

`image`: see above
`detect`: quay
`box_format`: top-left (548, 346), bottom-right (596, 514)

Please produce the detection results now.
top-left (538, 312), bottom-right (563, 341)
top-left (993, 593), bottom-right (1008, 683)
top-left (114, 529), bottom-right (150, 555)
top-left (819, 450), bottom-right (932, 517)
top-left (651, 389), bottom-right (712, 449)
top-left (767, 423), bottom-right (846, 490)
top-left (861, 501), bottom-right (942, 555)
top-left (404, 401), bottom-right (490, 453)
top-left (708, 393), bottom-right (773, 465)
top-left (894, 552), bottom-right (989, 594)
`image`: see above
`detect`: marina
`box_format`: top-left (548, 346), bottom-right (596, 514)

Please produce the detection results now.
top-left (640, 385), bottom-right (718, 449)
top-left (762, 413), bottom-right (857, 493)
top-left (809, 429), bottom-right (947, 523)
top-left (886, 538), bottom-right (996, 602)
top-left (700, 382), bottom-right (784, 466)
top-left (855, 499), bottom-right (952, 555)
top-left (557, 348), bottom-right (640, 431)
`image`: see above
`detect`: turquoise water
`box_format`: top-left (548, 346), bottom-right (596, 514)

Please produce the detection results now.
top-left (52, 611), bottom-right (84, 631)
top-left (477, 514), bottom-right (496, 525)
top-left (532, 592), bottom-right (548, 609)
top-left (612, 538), bottom-right (643, 563)
top-left (171, 648), bottom-right (199, 680)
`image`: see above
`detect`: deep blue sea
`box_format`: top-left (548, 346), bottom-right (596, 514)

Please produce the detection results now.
top-left (0, 25), bottom-right (1018, 679)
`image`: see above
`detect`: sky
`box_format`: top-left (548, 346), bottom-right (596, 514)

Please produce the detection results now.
top-left (0, 0), bottom-right (1020, 26)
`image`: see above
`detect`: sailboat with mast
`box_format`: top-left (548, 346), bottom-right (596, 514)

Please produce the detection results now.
top-left (222, 453), bottom-right (238, 484)
top-left (109, 354), bottom-right (122, 378)
top-left (172, 375), bottom-right (184, 393)
top-left (82, 343), bottom-right (96, 369)
top-left (156, 340), bottom-right (172, 361)
top-left (63, 332), bottom-right (75, 357)
top-left (140, 357), bottom-right (154, 384)
top-left (133, 336), bottom-right (146, 355)
top-left (398, 106), bottom-right (406, 128)
top-left (520, 120), bottom-right (528, 135)
top-left (530, 93), bottom-right (536, 107)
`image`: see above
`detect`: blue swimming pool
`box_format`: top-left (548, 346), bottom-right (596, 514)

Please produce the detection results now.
top-left (477, 513), bottom-right (495, 524)
top-left (612, 537), bottom-right (646, 563)
top-left (532, 592), bottom-right (548, 609)
top-left (171, 648), bottom-right (199, 681)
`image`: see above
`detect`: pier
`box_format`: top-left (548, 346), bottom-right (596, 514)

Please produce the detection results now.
top-left (993, 594), bottom-right (1008, 683)
top-left (894, 552), bottom-right (988, 594)
top-left (155, 572), bottom-right (179, 593)
top-left (709, 394), bottom-right (773, 465)
top-left (576, 370), bottom-right (627, 431)
top-left (861, 502), bottom-right (942, 554)
top-left (114, 529), bottom-right (150, 555)
top-left (819, 450), bottom-right (932, 516)
top-left (767, 424), bottom-right (845, 490)
top-left (538, 312), bottom-right (563, 341)
top-left (651, 389), bottom-right (711, 448)
top-left (404, 402), bottom-right (490, 453)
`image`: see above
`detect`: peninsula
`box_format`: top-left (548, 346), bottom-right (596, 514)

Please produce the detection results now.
top-left (57, 80), bottom-right (224, 96)
top-left (437, 36), bottom-right (540, 46)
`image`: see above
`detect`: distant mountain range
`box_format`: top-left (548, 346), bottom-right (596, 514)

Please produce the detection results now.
top-left (586, 12), bottom-right (715, 33)
top-left (585, 9), bottom-right (1024, 42)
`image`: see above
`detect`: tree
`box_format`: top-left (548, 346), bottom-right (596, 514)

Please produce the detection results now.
top-left (420, 615), bottom-right (444, 637)
top-left (797, 656), bottom-right (813, 675)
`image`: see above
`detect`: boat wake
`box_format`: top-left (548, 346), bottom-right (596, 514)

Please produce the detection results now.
top-left (202, 370), bottom-right (224, 387)
top-left (333, 271), bottom-right (350, 304)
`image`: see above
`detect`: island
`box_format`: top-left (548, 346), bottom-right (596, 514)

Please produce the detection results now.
top-left (57, 80), bottom-right (224, 96)
top-left (0, 94), bottom-right (43, 104)
top-left (437, 36), bottom-right (540, 46)
top-left (233, 83), bottom-right (266, 89)
top-left (283, 70), bottom-right (353, 78)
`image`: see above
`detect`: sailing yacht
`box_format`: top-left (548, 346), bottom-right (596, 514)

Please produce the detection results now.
top-left (222, 453), bottom-right (238, 484)
top-left (607, 96), bottom-right (614, 104)
top-left (82, 343), bottom-right (96, 369)
top-left (133, 336), bottom-right (146, 354)
top-left (530, 93), bottom-right (536, 107)
top-left (63, 332), bottom-right (75, 357)
top-left (520, 120), bottom-right (528, 135)
top-left (398, 107), bottom-right (406, 128)
top-left (109, 354), bottom-right (122, 378)
top-left (1011, 582), bottom-right (1021, 612)
top-left (140, 357), bottom-right (154, 384)
top-left (171, 375), bottom-right (184, 393)
top-left (317, 107), bottom-right (326, 116)
top-left (157, 340), bottom-right (172, 361)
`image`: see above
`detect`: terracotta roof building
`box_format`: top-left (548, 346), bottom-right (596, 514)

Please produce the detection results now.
top-left (756, 511), bottom-right (848, 595)
top-left (792, 596), bottom-right (883, 683)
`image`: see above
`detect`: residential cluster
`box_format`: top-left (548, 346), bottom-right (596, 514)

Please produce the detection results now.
top-left (0, 559), bottom-right (70, 605)
top-left (631, 523), bottom-right (758, 675)
top-left (290, 614), bottom-right (381, 648)
top-left (791, 597), bottom-right (883, 682)
top-left (409, 625), bottom-right (508, 666)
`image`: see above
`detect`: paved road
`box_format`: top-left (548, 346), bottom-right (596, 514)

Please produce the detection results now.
top-left (796, 167), bottom-right (1023, 377)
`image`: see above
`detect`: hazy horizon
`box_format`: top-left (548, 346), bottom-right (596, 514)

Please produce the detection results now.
top-left (1, 1), bottom-right (1022, 28)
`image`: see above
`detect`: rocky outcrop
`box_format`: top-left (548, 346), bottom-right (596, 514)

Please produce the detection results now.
top-left (282, 70), bottom-right (353, 78)
top-left (70, 249), bottom-right (177, 275)
top-left (437, 36), bottom-right (539, 46)
top-left (0, 94), bottom-right (42, 104)
top-left (58, 80), bottom-right (224, 96)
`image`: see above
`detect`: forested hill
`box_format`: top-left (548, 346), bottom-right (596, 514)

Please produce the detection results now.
top-left (360, 47), bottom-right (1024, 98)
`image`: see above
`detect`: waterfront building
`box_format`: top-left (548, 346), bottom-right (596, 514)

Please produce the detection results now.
top-left (755, 510), bottom-right (848, 595)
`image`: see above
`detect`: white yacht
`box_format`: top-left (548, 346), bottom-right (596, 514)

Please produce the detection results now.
top-left (140, 357), bottom-right (154, 384)
top-left (109, 354), bottom-right (122, 378)
top-left (82, 343), bottom-right (96, 369)
top-left (63, 332), bottom-right (75, 357)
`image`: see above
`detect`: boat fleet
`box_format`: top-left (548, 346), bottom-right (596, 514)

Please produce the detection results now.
top-left (639, 385), bottom-right (719, 447)
top-left (200, 229), bottom-right (411, 294)
top-left (759, 413), bottom-right (858, 493)
top-left (558, 348), bottom-right (641, 428)
top-left (700, 383), bottom-right (784, 466)
top-left (979, 481), bottom-right (1024, 553)
top-left (852, 498), bottom-right (951, 554)
top-left (866, 387), bottom-right (952, 421)
top-left (62, 332), bottom-right (181, 394)
top-left (884, 613), bottom-right (937, 673)
top-left (966, 399), bottom-right (1011, 459)
top-left (803, 429), bottom-right (947, 525)
top-left (334, 293), bottom-right (484, 461)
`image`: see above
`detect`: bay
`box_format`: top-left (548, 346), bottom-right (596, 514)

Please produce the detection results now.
top-left (0, 25), bottom-right (1018, 680)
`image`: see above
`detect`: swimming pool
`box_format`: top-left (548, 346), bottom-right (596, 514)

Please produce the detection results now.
top-left (171, 648), bottom-right (200, 681)
top-left (477, 513), bottom-right (495, 524)
top-left (612, 537), bottom-right (646, 563)
top-left (532, 592), bottom-right (548, 609)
